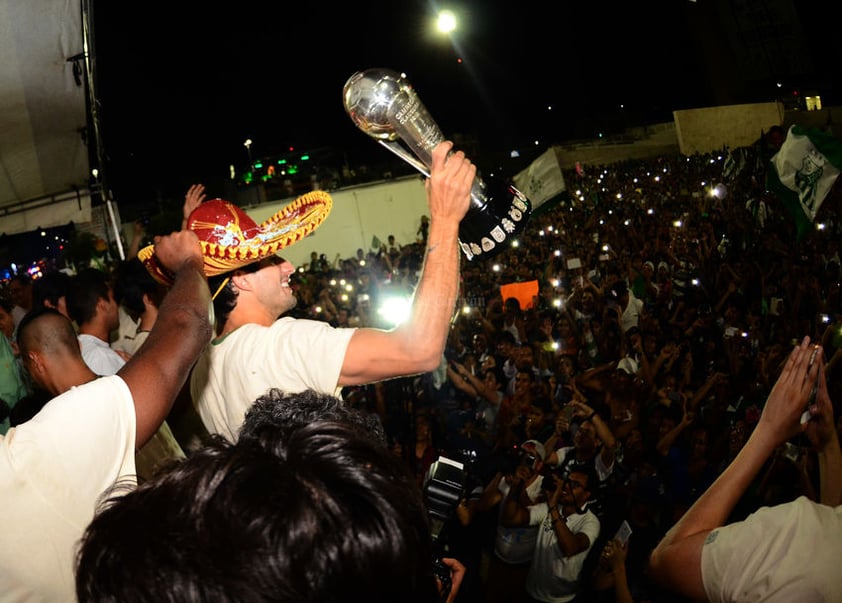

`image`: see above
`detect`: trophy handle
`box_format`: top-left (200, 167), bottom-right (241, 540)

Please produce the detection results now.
top-left (344, 67), bottom-right (533, 261)
top-left (377, 140), bottom-right (430, 178)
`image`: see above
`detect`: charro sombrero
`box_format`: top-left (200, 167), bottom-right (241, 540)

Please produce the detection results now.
top-left (138, 190), bottom-right (332, 286)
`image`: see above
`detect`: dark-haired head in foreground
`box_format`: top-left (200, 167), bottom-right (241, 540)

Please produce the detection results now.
top-left (75, 389), bottom-right (439, 603)
top-left (238, 387), bottom-right (387, 445)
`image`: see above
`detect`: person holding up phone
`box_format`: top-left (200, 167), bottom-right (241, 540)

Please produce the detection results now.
top-left (592, 536), bottom-right (634, 603)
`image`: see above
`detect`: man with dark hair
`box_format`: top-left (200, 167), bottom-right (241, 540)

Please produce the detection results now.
top-left (111, 257), bottom-right (164, 355)
top-left (183, 141), bottom-right (475, 442)
top-left (75, 388), bottom-right (465, 603)
top-left (31, 269), bottom-right (72, 318)
top-left (502, 462), bottom-right (601, 603)
top-left (66, 267), bottom-right (127, 374)
top-left (15, 307), bottom-right (96, 396)
top-left (8, 273), bottom-right (33, 331)
top-left (238, 386), bottom-right (386, 445)
top-left (2, 231), bottom-right (211, 599)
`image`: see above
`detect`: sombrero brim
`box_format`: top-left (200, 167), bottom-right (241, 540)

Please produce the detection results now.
top-left (139, 190), bottom-right (332, 285)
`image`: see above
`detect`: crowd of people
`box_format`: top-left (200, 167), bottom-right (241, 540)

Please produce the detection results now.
top-left (0, 133), bottom-right (841, 602)
top-left (276, 131), bottom-right (842, 602)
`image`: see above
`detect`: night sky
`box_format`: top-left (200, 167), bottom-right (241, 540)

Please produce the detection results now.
top-left (89, 0), bottom-right (832, 213)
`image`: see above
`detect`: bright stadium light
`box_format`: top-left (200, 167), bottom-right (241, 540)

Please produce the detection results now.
top-left (378, 295), bottom-right (412, 327)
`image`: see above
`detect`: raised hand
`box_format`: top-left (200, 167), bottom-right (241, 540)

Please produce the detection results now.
top-left (757, 338), bottom-right (821, 446)
top-left (804, 358), bottom-right (836, 453)
top-left (182, 184), bottom-right (207, 228)
top-left (153, 230), bottom-right (203, 275)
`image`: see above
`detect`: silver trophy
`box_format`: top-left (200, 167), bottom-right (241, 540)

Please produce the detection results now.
top-left (343, 68), bottom-right (531, 261)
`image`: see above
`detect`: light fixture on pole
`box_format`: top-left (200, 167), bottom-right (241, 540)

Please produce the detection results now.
top-left (244, 138), bottom-right (253, 168)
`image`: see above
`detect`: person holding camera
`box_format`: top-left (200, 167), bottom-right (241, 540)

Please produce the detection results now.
top-left (477, 439), bottom-right (548, 603)
top-left (501, 462), bottom-right (601, 603)
top-left (544, 397), bottom-right (618, 492)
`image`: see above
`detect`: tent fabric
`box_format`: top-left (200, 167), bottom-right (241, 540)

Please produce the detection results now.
top-left (0, 0), bottom-right (89, 231)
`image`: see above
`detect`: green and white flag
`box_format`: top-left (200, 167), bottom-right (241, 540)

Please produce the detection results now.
top-left (766, 125), bottom-right (842, 240)
top-left (513, 147), bottom-right (566, 210)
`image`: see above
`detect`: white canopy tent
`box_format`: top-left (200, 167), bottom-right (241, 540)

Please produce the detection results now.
top-left (0, 0), bottom-right (96, 237)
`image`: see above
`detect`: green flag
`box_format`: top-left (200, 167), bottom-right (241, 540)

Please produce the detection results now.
top-left (766, 125), bottom-right (842, 240)
top-left (513, 147), bottom-right (566, 210)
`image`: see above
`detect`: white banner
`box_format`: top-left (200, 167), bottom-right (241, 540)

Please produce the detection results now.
top-left (513, 147), bottom-right (566, 209)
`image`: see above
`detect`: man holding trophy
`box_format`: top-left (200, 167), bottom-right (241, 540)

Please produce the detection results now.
top-left (141, 67), bottom-right (532, 449)
top-left (167, 141), bottom-right (474, 442)
top-left (130, 67), bottom-right (532, 599)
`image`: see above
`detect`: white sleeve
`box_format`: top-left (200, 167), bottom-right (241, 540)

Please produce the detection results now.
top-left (528, 501), bottom-right (550, 526)
top-left (263, 318), bottom-right (356, 394)
top-left (7, 375), bottom-right (137, 521)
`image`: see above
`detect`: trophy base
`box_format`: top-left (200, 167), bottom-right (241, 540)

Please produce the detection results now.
top-left (458, 177), bottom-right (532, 261)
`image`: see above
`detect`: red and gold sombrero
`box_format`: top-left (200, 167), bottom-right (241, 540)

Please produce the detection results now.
top-left (138, 190), bottom-right (333, 286)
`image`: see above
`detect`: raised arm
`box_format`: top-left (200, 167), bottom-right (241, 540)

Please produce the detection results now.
top-left (569, 396), bottom-right (617, 467)
top-left (648, 337), bottom-right (820, 600)
top-left (181, 184), bottom-right (206, 230)
top-left (118, 231), bottom-right (212, 447)
top-left (339, 141), bottom-right (474, 385)
top-left (805, 360), bottom-right (842, 505)
top-left (447, 364), bottom-right (478, 398)
top-left (500, 465), bottom-right (534, 527)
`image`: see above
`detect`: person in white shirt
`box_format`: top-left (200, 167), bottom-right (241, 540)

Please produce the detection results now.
top-left (180, 141), bottom-right (476, 442)
top-left (67, 267), bottom-right (128, 375)
top-left (502, 464), bottom-right (601, 603)
top-left (649, 338), bottom-right (842, 602)
top-left (1, 231), bottom-right (211, 600)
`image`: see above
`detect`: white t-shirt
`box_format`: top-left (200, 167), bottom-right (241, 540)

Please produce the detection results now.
top-left (701, 496), bottom-right (842, 603)
top-left (0, 375), bottom-right (137, 601)
top-left (78, 333), bottom-right (181, 481)
top-left (111, 305), bottom-right (141, 355)
top-left (494, 475), bottom-right (545, 564)
top-left (525, 503), bottom-right (601, 603)
top-left (191, 317), bottom-right (356, 442)
top-left (79, 333), bottom-right (126, 376)
top-left (620, 292), bottom-right (644, 333)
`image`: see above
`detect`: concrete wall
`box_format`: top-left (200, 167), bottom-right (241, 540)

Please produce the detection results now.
top-left (246, 175), bottom-right (430, 268)
top-left (674, 102), bottom-right (785, 154)
top-left (549, 103), bottom-right (833, 167)
top-left (552, 122), bottom-right (681, 168)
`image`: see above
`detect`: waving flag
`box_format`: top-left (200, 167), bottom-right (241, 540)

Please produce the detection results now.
top-left (723, 147), bottom-right (746, 181)
top-left (513, 147), bottom-right (566, 210)
top-left (766, 125), bottom-right (842, 240)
